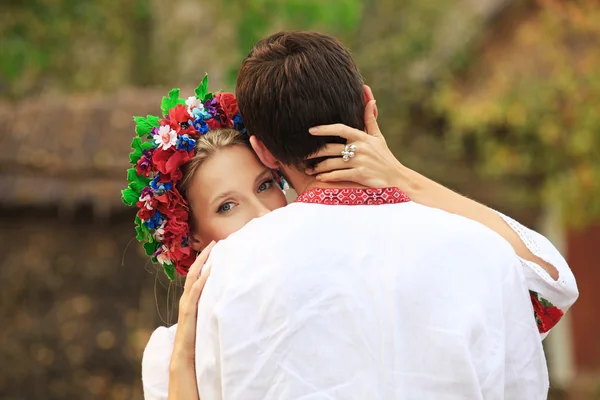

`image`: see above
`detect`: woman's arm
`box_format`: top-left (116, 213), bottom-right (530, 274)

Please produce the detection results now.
top-left (168, 241), bottom-right (215, 400)
top-left (307, 98), bottom-right (578, 334)
top-left (140, 242), bottom-right (215, 400)
top-left (398, 168), bottom-right (560, 278)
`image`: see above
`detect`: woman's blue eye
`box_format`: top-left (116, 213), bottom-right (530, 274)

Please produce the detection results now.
top-left (218, 202), bottom-right (234, 213)
top-left (258, 179), bottom-right (274, 192)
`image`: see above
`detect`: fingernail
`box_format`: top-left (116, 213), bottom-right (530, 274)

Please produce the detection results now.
top-left (316, 175), bottom-right (322, 181)
top-left (305, 168), bottom-right (313, 175)
top-left (309, 127), bottom-right (318, 134)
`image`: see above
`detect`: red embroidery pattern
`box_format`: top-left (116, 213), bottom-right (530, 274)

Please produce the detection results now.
top-left (295, 187), bottom-right (410, 205)
top-left (530, 290), bottom-right (564, 333)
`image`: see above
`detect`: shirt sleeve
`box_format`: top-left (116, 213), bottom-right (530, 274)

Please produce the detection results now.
top-left (495, 211), bottom-right (579, 337)
top-left (141, 326), bottom-right (176, 400)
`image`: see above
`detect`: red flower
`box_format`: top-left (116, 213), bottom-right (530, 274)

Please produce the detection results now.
top-left (135, 150), bottom-right (154, 177)
top-left (173, 247), bottom-right (194, 276)
top-left (169, 104), bottom-right (191, 125)
top-left (152, 148), bottom-right (191, 183)
top-left (217, 109), bottom-right (234, 129)
top-left (166, 150), bottom-right (191, 175)
top-left (530, 291), bottom-right (564, 333)
top-left (155, 189), bottom-right (188, 223)
top-left (206, 117), bottom-right (222, 130)
top-left (152, 147), bottom-right (174, 174)
top-left (137, 206), bottom-right (155, 221)
top-left (216, 92), bottom-right (239, 120)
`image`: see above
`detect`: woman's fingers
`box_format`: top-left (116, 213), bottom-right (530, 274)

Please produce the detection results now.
top-left (179, 262), bottom-right (212, 318)
top-left (306, 157), bottom-right (352, 175)
top-left (308, 124), bottom-right (365, 142)
top-left (363, 99), bottom-right (382, 138)
top-left (306, 143), bottom-right (346, 160)
top-left (316, 169), bottom-right (356, 183)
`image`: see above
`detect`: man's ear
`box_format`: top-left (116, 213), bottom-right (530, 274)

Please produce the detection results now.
top-left (250, 136), bottom-right (279, 169)
top-left (363, 85), bottom-right (378, 120)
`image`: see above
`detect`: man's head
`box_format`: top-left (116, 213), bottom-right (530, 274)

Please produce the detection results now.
top-left (236, 31), bottom-right (366, 175)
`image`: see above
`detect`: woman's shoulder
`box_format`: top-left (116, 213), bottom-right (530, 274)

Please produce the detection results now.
top-left (141, 324), bottom-right (178, 400)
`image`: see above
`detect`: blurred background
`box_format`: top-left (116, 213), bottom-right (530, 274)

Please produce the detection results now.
top-left (0, 0), bottom-right (599, 398)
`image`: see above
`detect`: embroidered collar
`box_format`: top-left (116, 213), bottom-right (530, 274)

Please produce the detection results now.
top-left (295, 187), bottom-right (410, 205)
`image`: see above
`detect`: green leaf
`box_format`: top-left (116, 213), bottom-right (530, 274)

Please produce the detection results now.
top-left (129, 179), bottom-right (149, 194)
top-left (121, 188), bottom-right (139, 206)
top-left (129, 136), bottom-right (156, 165)
top-left (194, 74), bottom-right (209, 101)
top-left (163, 263), bottom-right (175, 281)
top-left (126, 167), bottom-right (138, 182)
top-left (135, 221), bottom-right (152, 242)
top-left (141, 140), bottom-right (154, 151)
top-left (143, 241), bottom-right (160, 257)
top-left (160, 88), bottom-right (185, 116)
top-left (129, 137), bottom-right (144, 164)
top-left (135, 224), bottom-right (145, 241)
top-left (134, 115), bottom-right (160, 138)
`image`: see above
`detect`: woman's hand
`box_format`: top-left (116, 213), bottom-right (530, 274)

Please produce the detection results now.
top-left (307, 98), bottom-right (559, 281)
top-left (306, 99), bottom-right (414, 189)
top-left (168, 241), bottom-right (216, 399)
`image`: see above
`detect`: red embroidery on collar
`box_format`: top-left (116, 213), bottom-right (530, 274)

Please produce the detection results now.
top-left (295, 187), bottom-right (410, 205)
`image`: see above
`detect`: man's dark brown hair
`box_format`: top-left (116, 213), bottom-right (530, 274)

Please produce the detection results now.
top-left (236, 31), bottom-right (365, 168)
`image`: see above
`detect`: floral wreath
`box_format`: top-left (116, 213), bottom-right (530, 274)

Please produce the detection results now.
top-left (122, 75), bottom-right (288, 280)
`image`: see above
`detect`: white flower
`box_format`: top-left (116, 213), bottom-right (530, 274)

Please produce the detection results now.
top-left (156, 245), bottom-right (173, 265)
top-left (153, 221), bottom-right (166, 241)
top-left (154, 125), bottom-right (177, 150)
top-left (186, 96), bottom-right (204, 115)
top-left (139, 193), bottom-right (153, 210)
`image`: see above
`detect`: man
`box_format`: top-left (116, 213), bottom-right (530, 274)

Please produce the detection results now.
top-left (194, 31), bottom-right (574, 399)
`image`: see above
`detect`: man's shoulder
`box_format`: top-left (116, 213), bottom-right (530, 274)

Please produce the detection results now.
top-left (215, 201), bottom-right (512, 258)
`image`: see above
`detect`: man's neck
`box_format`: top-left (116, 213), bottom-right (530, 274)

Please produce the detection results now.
top-left (284, 168), bottom-right (366, 196)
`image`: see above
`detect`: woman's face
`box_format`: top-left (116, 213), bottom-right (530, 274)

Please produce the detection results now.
top-left (186, 144), bottom-right (288, 248)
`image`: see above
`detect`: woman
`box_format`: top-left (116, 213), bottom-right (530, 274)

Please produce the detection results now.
top-left (126, 80), bottom-right (577, 400)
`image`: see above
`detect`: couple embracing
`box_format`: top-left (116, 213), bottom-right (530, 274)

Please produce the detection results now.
top-left (125, 31), bottom-right (578, 399)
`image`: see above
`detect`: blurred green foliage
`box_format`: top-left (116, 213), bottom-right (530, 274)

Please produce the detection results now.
top-left (0, 0), bottom-right (152, 97)
top-left (1, 0), bottom-right (598, 226)
top-left (226, 0), bottom-right (362, 83)
top-left (432, 1), bottom-right (600, 226)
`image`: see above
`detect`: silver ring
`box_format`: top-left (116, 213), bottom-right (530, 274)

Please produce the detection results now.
top-left (341, 144), bottom-right (356, 162)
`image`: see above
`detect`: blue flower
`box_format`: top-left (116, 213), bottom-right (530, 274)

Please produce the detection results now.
top-left (150, 174), bottom-right (172, 195)
top-left (233, 114), bottom-right (246, 133)
top-left (177, 134), bottom-right (196, 151)
top-left (192, 107), bottom-right (203, 119)
top-left (193, 118), bottom-right (209, 135)
top-left (144, 211), bottom-right (164, 230)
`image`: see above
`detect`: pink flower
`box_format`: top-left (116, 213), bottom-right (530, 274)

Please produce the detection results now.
top-left (154, 125), bottom-right (177, 150)
top-left (155, 245), bottom-right (173, 266)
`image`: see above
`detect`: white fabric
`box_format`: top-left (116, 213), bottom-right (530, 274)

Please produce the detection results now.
top-left (495, 211), bottom-right (579, 317)
top-left (140, 206), bottom-right (578, 400)
top-left (194, 202), bottom-right (549, 400)
top-left (142, 325), bottom-right (177, 400)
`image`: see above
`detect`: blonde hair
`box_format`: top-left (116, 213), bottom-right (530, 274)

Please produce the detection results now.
top-left (178, 128), bottom-right (250, 198)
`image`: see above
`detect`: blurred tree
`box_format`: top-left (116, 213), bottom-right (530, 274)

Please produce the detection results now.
top-left (226, 0), bottom-right (363, 83)
top-left (432, 0), bottom-right (600, 226)
top-left (0, 0), bottom-right (152, 98)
